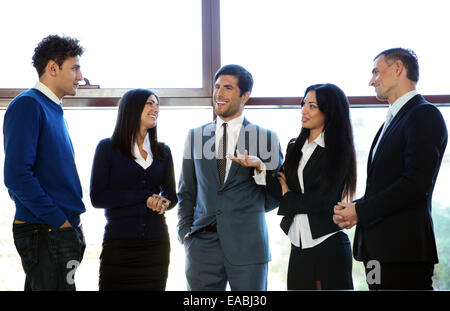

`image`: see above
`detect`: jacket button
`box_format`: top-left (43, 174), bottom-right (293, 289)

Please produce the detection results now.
top-left (217, 210), bottom-right (222, 215)
top-left (218, 191), bottom-right (223, 195)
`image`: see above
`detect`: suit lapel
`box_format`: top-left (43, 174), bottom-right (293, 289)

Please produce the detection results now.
top-left (284, 141), bottom-right (303, 193)
top-left (368, 95), bottom-right (422, 173)
top-left (301, 146), bottom-right (325, 192)
top-left (224, 117), bottom-right (251, 185)
top-left (202, 121), bottom-right (221, 185)
top-left (289, 154), bottom-right (303, 193)
top-left (367, 125), bottom-right (383, 171)
top-left (284, 140), bottom-right (325, 193)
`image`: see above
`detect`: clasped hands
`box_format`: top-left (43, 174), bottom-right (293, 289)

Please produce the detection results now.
top-left (147, 193), bottom-right (170, 215)
top-left (333, 202), bottom-right (358, 229)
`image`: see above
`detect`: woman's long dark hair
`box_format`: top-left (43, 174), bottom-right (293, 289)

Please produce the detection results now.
top-left (111, 88), bottom-right (166, 161)
top-left (284, 83), bottom-right (357, 200)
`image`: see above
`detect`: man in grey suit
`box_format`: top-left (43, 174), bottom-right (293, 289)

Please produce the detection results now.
top-left (177, 64), bottom-right (283, 291)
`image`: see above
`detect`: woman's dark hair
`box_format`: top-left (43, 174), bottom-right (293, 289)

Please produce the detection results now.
top-left (32, 34), bottom-right (84, 77)
top-left (284, 83), bottom-right (357, 200)
top-left (111, 88), bottom-right (166, 161)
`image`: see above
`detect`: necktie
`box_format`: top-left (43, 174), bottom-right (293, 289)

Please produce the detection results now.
top-left (372, 109), bottom-right (393, 160)
top-left (217, 123), bottom-right (228, 185)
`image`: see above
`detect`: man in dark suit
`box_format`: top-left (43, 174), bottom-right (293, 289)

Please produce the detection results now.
top-left (333, 48), bottom-right (447, 290)
top-left (177, 64), bottom-right (283, 290)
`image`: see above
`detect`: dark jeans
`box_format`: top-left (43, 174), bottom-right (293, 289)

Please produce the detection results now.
top-left (12, 222), bottom-right (86, 291)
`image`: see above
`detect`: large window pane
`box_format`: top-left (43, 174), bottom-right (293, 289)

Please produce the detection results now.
top-left (1, 105), bottom-right (449, 290)
top-left (244, 105), bottom-right (450, 290)
top-left (0, 0), bottom-right (202, 89)
top-left (0, 106), bottom-right (213, 290)
top-left (221, 0), bottom-right (450, 97)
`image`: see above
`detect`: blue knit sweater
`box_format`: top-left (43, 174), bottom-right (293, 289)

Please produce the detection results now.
top-left (3, 88), bottom-right (85, 228)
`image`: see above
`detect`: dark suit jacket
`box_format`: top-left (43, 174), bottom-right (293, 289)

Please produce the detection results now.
top-left (354, 94), bottom-right (447, 263)
top-left (267, 138), bottom-right (344, 240)
top-left (177, 117), bottom-right (283, 265)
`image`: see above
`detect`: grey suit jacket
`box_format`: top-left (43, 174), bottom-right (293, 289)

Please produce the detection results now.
top-left (177, 117), bottom-right (283, 265)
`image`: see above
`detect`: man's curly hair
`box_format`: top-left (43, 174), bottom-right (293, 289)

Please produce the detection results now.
top-left (32, 34), bottom-right (84, 77)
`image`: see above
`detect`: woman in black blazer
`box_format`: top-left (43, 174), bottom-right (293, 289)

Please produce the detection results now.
top-left (269, 83), bottom-right (357, 290)
top-left (90, 88), bottom-right (177, 290)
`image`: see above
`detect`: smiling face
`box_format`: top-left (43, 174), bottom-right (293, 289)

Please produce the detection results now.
top-left (52, 56), bottom-right (83, 99)
top-left (301, 90), bottom-right (325, 135)
top-left (140, 94), bottom-right (159, 131)
top-left (213, 74), bottom-right (250, 122)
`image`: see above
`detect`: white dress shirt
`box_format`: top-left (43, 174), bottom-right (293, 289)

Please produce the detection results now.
top-left (390, 89), bottom-right (418, 117)
top-left (288, 132), bottom-right (341, 249)
top-left (34, 81), bottom-right (62, 106)
top-left (215, 115), bottom-right (244, 182)
top-left (215, 115), bottom-right (265, 184)
top-left (372, 90), bottom-right (418, 160)
top-left (132, 133), bottom-right (153, 169)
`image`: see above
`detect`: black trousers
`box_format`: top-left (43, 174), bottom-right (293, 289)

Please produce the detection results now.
top-left (99, 236), bottom-right (170, 291)
top-left (364, 261), bottom-right (434, 290)
top-left (287, 231), bottom-right (353, 290)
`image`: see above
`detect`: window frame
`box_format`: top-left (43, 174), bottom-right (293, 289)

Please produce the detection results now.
top-left (1, 0), bottom-right (449, 108)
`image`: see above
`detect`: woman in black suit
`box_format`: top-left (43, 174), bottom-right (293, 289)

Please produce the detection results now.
top-left (90, 88), bottom-right (177, 290)
top-left (271, 83), bottom-right (357, 290)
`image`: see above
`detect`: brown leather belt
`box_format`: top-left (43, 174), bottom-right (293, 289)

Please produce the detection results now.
top-left (13, 220), bottom-right (82, 233)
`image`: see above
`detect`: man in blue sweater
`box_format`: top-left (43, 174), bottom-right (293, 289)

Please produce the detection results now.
top-left (3, 35), bottom-right (86, 290)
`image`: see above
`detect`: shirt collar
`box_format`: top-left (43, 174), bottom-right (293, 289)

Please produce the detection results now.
top-left (132, 132), bottom-right (152, 159)
top-left (33, 81), bottom-right (62, 106)
top-left (304, 131), bottom-right (325, 148)
top-left (216, 114), bottom-right (244, 130)
top-left (142, 132), bottom-right (151, 154)
top-left (314, 131), bottom-right (326, 148)
top-left (390, 90), bottom-right (418, 117)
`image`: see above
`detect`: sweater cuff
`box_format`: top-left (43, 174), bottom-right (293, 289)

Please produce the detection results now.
top-left (46, 210), bottom-right (69, 229)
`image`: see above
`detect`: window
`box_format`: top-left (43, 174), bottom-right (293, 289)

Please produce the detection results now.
top-left (244, 105), bottom-right (450, 290)
top-left (0, 0), bottom-right (202, 89)
top-left (0, 106), bottom-right (214, 290)
top-left (221, 0), bottom-right (450, 97)
top-left (0, 0), bottom-right (449, 291)
top-left (1, 106), bottom-right (449, 290)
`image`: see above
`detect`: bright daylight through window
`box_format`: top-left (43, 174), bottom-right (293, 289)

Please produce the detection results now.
top-left (0, 0), bottom-right (449, 291)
